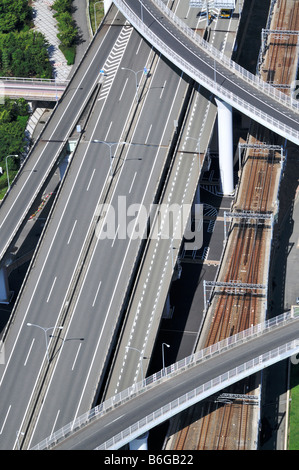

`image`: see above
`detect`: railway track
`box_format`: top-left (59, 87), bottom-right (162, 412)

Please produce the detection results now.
top-left (169, 0), bottom-right (299, 450)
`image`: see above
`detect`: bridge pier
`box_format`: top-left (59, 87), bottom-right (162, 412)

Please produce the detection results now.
top-left (215, 98), bottom-right (234, 195)
top-left (129, 431), bottom-right (149, 450)
top-left (0, 266), bottom-right (12, 304)
top-left (58, 154), bottom-right (71, 180)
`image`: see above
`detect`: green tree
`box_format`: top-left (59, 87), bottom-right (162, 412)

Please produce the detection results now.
top-left (56, 11), bottom-right (77, 47)
top-left (0, 31), bottom-right (52, 78)
top-left (0, 0), bottom-right (32, 33)
top-left (52, 0), bottom-right (73, 14)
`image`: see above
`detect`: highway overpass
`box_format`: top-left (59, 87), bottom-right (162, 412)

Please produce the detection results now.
top-left (0, 5), bottom-right (198, 450)
top-left (0, 14), bottom-right (126, 273)
top-left (0, 0), bottom-right (297, 452)
top-left (30, 309), bottom-right (299, 450)
top-left (0, 77), bottom-right (67, 101)
top-left (114, 0), bottom-right (299, 146)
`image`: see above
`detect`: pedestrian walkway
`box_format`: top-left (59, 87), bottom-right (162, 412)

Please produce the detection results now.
top-left (32, 0), bottom-right (72, 81)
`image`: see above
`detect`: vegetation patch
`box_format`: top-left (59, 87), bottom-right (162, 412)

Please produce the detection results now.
top-left (0, 0), bottom-right (32, 33)
top-left (52, 0), bottom-right (78, 65)
top-left (0, 30), bottom-right (52, 78)
top-left (0, 98), bottom-right (30, 198)
top-left (0, 0), bottom-right (52, 77)
top-left (89, 0), bottom-right (105, 34)
top-left (289, 361), bottom-right (299, 449)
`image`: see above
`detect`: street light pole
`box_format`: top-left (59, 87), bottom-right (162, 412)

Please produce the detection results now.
top-left (121, 67), bottom-right (148, 104)
top-left (27, 323), bottom-right (63, 362)
top-left (93, 140), bottom-right (128, 177)
top-left (126, 346), bottom-right (144, 382)
top-left (5, 154), bottom-right (18, 190)
top-left (162, 342), bottom-right (170, 376)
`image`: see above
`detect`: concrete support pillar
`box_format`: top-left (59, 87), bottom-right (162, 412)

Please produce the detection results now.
top-left (191, 182), bottom-right (200, 217)
top-left (0, 266), bottom-right (11, 304)
top-left (58, 154), bottom-right (70, 181)
top-left (129, 432), bottom-right (149, 450)
top-left (163, 293), bottom-right (172, 319)
top-left (195, 184), bottom-right (200, 205)
top-left (215, 98), bottom-right (234, 195)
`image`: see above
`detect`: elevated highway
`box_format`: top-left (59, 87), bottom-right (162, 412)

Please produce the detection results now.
top-left (1, 0), bottom-right (298, 452)
top-left (30, 310), bottom-right (299, 450)
top-left (102, 0), bottom-right (242, 400)
top-left (0, 4), bottom-right (197, 450)
top-left (114, 0), bottom-right (299, 145)
top-left (0, 16), bottom-right (123, 273)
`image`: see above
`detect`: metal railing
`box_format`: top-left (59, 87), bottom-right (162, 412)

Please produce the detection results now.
top-left (30, 308), bottom-right (299, 450)
top-left (112, 0), bottom-right (299, 144)
top-left (97, 338), bottom-right (299, 449)
top-left (150, 0), bottom-right (299, 110)
top-left (0, 76), bottom-right (68, 86)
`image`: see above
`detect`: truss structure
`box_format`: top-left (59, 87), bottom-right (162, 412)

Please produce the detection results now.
top-left (262, 28), bottom-right (299, 48)
top-left (189, 1), bottom-right (235, 9)
top-left (214, 393), bottom-right (260, 404)
top-left (203, 279), bottom-right (266, 311)
top-left (223, 210), bottom-right (273, 241)
top-left (238, 142), bottom-right (284, 169)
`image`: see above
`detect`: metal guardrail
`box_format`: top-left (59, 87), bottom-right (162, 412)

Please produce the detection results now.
top-left (97, 338), bottom-right (299, 450)
top-left (0, 76), bottom-right (69, 86)
top-left (150, 0), bottom-right (299, 110)
top-left (112, 0), bottom-right (299, 144)
top-left (30, 308), bottom-right (299, 450)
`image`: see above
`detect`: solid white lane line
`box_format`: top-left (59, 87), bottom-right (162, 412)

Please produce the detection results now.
top-left (129, 171), bottom-right (137, 194)
top-left (0, 405), bottom-right (11, 434)
top-left (86, 169), bottom-right (96, 191)
top-left (46, 277), bottom-right (57, 303)
top-left (119, 77), bottom-right (128, 101)
top-left (67, 220), bottom-right (77, 245)
top-left (92, 281), bottom-right (102, 307)
top-left (72, 344), bottom-right (82, 371)
top-left (24, 339), bottom-right (35, 366)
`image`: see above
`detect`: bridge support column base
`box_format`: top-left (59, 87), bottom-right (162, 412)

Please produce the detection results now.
top-left (129, 432), bottom-right (149, 450)
top-left (0, 266), bottom-right (13, 304)
top-left (215, 98), bottom-right (234, 195)
top-left (58, 154), bottom-right (71, 181)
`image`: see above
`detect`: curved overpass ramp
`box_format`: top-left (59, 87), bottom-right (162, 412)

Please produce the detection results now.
top-left (31, 310), bottom-right (299, 450)
top-left (114, 0), bottom-right (299, 145)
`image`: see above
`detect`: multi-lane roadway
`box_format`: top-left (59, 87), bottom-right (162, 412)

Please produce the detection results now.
top-left (102, 0), bottom-right (243, 400)
top-left (1, 0), bottom-right (297, 452)
top-left (116, 0), bottom-right (299, 145)
top-left (0, 4), bottom-right (194, 450)
top-left (0, 9), bottom-right (128, 265)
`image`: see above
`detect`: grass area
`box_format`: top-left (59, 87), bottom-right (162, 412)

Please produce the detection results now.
top-left (89, 0), bottom-right (105, 34)
top-left (59, 44), bottom-right (76, 65)
top-left (0, 170), bottom-right (18, 200)
top-left (288, 361), bottom-right (299, 449)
